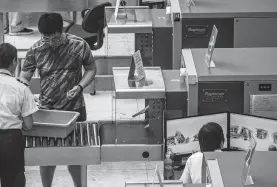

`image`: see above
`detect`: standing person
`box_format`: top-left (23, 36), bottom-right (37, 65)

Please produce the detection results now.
top-left (180, 122), bottom-right (225, 184)
top-left (19, 13), bottom-right (96, 187)
top-left (6, 12), bottom-right (34, 35)
top-left (0, 43), bottom-right (38, 187)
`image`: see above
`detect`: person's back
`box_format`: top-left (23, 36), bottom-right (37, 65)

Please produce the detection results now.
top-left (0, 74), bottom-right (36, 129)
top-left (0, 43), bottom-right (38, 187)
top-left (180, 122), bottom-right (225, 184)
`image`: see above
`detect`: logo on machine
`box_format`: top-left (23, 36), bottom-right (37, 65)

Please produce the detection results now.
top-left (185, 25), bottom-right (208, 37)
top-left (202, 89), bottom-right (227, 103)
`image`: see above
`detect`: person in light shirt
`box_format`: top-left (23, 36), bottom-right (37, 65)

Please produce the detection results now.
top-left (180, 122), bottom-right (225, 184)
top-left (0, 43), bottom-right (38, 187)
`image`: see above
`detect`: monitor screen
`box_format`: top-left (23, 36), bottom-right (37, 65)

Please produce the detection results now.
top-left (230, 113), bottom-right (277, 151)
top-left (166, 113), bottom-right (228, 154)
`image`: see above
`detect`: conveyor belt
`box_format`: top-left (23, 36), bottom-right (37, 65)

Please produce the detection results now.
top-left (25, 122), bottom-right (99, 148)
top-left (24, 122), bottom-right (101, 167)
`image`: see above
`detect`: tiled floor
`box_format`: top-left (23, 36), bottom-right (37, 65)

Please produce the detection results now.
top-left (4, 27), bottom-right (135, 57)
top-left (25, 161), bottom-right (164, 187)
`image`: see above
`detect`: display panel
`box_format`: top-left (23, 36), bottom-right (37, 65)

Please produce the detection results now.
top-left (230, 113), bottom-right (277, 151)
top-left (166, 113), bottom-right (228, 154)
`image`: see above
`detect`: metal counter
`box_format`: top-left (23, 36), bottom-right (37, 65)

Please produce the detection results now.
top-left (183, 48), bottom-right (277, 116)
top-left (113, 67), bottom-right (166, 99)
top-left (170, 0), bottom-right (277, 69)
top-left (178, 0), bottom-right (277, 18)
top-left (105, 7), bottom-right (152, 33)
top-left (188, 48), bottom-right (277, 82)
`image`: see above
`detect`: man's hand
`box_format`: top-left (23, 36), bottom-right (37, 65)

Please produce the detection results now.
top-left (34, 95), bottom-right (39, 103)
top-left (67, 85), bottom-right (82, 100)
top-left (33, 95), bottom-right (42, 107)
top-left (33, 95), bottom-right (48, 109)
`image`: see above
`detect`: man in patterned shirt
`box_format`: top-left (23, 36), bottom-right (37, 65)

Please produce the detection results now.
top-left (20, 13), bottom-right (96, 187)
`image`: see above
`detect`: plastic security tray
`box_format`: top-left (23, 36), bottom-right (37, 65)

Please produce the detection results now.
top-left (22, 109), bottom-right (80, 138)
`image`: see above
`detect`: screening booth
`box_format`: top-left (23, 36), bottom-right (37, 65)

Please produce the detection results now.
top-left (169, 0), bottom-right (277, 69)
top-left (182, 47), bottom-right (277, 117)
top-left (0, 1), bottom-right (166, 187)
top-left (104, 6), bottom-right (173, 70)
top-left (23, 67), bottom-right (169, 186)
top-left (103, 6), bottom-right (187, 119)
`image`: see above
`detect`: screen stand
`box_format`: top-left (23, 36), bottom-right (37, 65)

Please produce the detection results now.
top-left (245, 175), bottom-right (254, 186)
top-left (117, 1), bottom-right (127, 19)
top-left (209, 60), bottom-right (216, 68)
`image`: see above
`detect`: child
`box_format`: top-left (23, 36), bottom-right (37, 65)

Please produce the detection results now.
top-left (0, 43), bottom-right (38, 187)
top-left (180, 122), bottom-right (225, 184)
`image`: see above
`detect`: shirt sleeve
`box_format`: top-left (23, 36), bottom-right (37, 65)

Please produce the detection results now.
top-left (22, 48), bottom-right (36, 74)
top-left (180, 157), bottom-right (193, 184)
top-left (21, 87), bottom-right (39, 117)
top-left (82, 41), bottom-right (95, 67)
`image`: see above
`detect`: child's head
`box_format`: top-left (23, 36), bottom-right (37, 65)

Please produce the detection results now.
top-left (198, 122), bottom-right (225, 152)
top-left (0, 43), bottom-right (17, 72)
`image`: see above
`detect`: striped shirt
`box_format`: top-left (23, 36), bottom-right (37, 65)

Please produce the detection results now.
top-left (22, 33), bottom-right (95, 110)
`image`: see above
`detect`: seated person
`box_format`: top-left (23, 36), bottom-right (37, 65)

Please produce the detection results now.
top-left (180, 122), bottom-right (225, 184)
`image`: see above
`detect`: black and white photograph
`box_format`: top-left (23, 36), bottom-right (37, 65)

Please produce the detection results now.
top-left (1, 0), bottom-right (277, 187)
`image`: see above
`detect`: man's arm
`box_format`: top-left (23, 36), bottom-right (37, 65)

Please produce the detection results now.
top-left (19, 48), bottom-right (36, 82)
top-left (78, 62), bottom-right (96, 89)
top-left (20, 71), bottom-right (34, 83)
top-left (79, 41), bottom-right (97, 88)
top-left (67, 41), bottom-right (97, 100)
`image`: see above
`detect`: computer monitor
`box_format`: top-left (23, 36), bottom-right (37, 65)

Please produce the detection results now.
top-left (230, 113), bottom-right (277, 151)
top-left (166, 113), bottom-right (228, 155)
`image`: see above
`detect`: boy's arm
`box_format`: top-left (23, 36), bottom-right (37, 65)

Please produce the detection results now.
top-left (180, 157), bottom-right (192, 183)
top-left (21, 87), bottom-right (39, 130)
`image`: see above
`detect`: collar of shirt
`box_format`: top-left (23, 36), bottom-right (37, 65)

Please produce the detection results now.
top-left (0, 69), bottom-right (12, 76)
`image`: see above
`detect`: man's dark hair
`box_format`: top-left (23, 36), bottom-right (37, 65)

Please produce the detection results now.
top-left (38, 13), bottom-right (63, 35)
top-left (198, 122), bottom-right (225, 152)
top-left (0, 43), bottom-right (17, 69)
